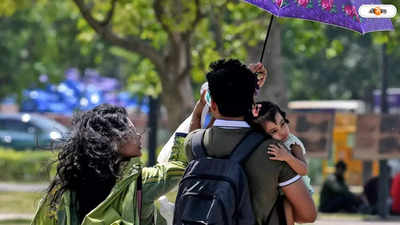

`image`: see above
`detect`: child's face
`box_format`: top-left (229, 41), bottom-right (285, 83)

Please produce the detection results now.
top-left (263, 112), bottom-right (290, 142)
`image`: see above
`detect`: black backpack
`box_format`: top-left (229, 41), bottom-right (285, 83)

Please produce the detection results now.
top-left (173, 129), bottom-right (265, 225)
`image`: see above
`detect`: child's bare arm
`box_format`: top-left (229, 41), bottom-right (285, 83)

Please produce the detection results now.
top-left (290, 144), bottom-right (307, 163)
top-left (267, 143), bottom-right (308, 176)
top-left (289, 144), bottom-right (308, 175)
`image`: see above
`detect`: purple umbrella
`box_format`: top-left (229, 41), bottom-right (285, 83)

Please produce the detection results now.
top-left (244, 0), bottom-right (394, 61)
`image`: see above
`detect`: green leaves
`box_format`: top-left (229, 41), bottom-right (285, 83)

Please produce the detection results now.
top-left (0, 0), bottom-right (123, 100)
top-left (110, 48), bottom-right (162, 98)
top-left (325, 40), bottom-right (344, 59)
top-left (0, 0), bottom-right (37, 17)
top-left (2, 0), bottom-right (400, 105)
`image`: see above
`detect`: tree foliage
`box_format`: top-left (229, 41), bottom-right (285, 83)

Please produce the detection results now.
top-left (281, 1), bottom-right (400, 102)
top-left (1, 0), bottom-right (399, 126)
top-left (0, 0), bottom-right (129, 101)
top-left (70, 0), bottom-right (275, 130)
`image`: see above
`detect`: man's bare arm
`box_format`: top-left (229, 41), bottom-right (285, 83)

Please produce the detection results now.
top-left (281, 179), bottom-right (317, 223)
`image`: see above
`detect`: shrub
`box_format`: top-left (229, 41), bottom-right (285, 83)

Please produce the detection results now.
top-left (0, 147), bottom-right (160, 182)
top-left (0, 148), bottom-right (57, 182)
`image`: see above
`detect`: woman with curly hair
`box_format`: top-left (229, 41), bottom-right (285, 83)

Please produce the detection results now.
top-left (31, 104), bottom-right (188, 225)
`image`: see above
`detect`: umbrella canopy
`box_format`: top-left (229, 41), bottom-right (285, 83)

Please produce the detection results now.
top-left (245, 0), bottom-right (394, 34)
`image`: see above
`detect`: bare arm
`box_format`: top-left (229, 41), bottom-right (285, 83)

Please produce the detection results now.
top-left (189, 100), bottom-right (203, 132)
top-left (189, 91), bottom-right (207, 132)
top-left (268, 143), bottom-right (308, 176)
top-left (287, 144), bottom-right (308, 176)
top-left (281, 179), bottom-right (317, 223)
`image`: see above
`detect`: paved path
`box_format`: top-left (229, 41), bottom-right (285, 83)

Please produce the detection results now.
top-left (1, 183), bottom-right (399, 224)
top-left (0, 213), bottom-right (399, 224)
top-left (0, 215), bottom-right (398, 224)
top-left (0, 213), bottom-right (33, 221)
top-left (0, 182), bottom-right (47, 192)
top-left (314, 219), bottom-right (400, 225)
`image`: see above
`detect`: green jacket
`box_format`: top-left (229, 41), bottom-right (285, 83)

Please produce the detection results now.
top-left (31, 136), bottom-right (187, 225)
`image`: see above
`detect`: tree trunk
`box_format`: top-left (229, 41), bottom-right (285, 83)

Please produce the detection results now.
top-left (161, 71), bottom-right (193, 131)
top-left (160, 36), bottom-right (194, 131)
top-left (247, 20), bottom-right (288, 110)
top-left (71, 0), bottom-right (198, 132)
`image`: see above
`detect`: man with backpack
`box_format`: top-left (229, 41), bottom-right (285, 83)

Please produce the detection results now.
top-left (173, 59), bottom-right (317, 225)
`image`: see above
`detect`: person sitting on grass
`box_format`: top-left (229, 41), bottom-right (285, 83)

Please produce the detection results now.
top-left (319, 160), bottom-right (363, 213)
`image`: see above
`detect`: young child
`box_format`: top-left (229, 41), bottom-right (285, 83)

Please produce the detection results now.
top-left (252, 101), bottom-right (313, 225)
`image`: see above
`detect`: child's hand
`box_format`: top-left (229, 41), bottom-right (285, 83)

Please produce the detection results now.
top-left (290, 143), bottom-right (302, 153)
top-left (267, 143), bottom-right (291, 162)
top-left (290, 143), bottom-right (307, 164)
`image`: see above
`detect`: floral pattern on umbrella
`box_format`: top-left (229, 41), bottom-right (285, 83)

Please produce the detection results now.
top-left (342, 4), bottom-right (361, 22)
top-left (274, 0), bottom-right (289, 8)
top-left (244, 0), bottom-right (394, 34)
top-left (319, 0), bottom-right (337, 13)
top-left (274, 0), bottom-right (282, 7)
top-left (294, 0), bottom-right (313, 8)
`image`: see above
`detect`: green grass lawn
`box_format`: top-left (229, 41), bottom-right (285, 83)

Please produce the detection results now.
top-left (0, 192), bottom-right (43, 225)
top-left (0, 219), bottom-right (31, 225)
top-left (0, 192), bottom-right (42, 214)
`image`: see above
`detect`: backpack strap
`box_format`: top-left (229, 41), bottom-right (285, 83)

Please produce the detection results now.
top-left (191, 129), bottom-right (207, 159)
top-left (136, 171), bottom-right (142, 225)
top-left (230, 131), bottom-right (265, 163)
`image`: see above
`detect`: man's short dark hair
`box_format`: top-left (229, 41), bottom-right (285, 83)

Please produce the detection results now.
top-left (206, 59), bottom-right (257, 117)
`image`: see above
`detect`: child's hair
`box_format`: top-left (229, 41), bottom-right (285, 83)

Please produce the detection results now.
top-left (252, 101), bottom-right (289, 129)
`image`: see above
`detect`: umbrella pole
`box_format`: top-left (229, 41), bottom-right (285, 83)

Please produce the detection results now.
top-left (259, 15), bottom-right (274, 63)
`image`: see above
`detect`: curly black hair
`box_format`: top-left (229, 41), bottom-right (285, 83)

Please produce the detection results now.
top-left (206, 59), bottom-right (257, 117)
top-left (46, 104), bottom-right (134, 222)
top-left (251, 101), bottom-right (289, 132)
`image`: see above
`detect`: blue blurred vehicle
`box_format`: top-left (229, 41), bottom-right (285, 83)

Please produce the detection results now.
top-left (0, 113), bottom-right (68, 150)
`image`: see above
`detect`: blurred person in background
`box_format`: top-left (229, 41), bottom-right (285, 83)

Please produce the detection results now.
top-left (390, 159), bottom-right (400, 215)
top-left (362, 168), bottom-right (393, 215)
top-left (31, 104), bottom-right (188, 225)
top-left (363, 160), bottom-right (400, 215)
top-left (391, 172), bottom-right (400, 214)
top-left (319, 161), bottom-right (363, 213)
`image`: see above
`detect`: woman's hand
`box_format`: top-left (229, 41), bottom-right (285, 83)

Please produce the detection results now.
top-left (267, 143), bottom-right (291, 162)
top-left (189, 90), bottom-right (207, 132)
top-left (194, 90), bottom-right (207, 118)
top-left (248, 62), bottom-right (267, 88)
